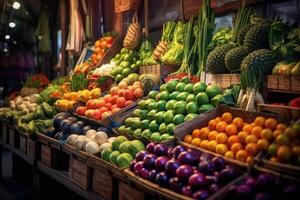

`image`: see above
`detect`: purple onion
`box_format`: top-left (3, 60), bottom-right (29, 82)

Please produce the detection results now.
top-left (146, 143), bottom-right (155, 153)
top-left (192, 189), bottom-right (210, 200)
top-left (154, 156), bottom-right (170, 171)
top-left (143, 154), bottom-right (157, 169)
top-left (155, 171), bottom-right (169, 187)
top-left (130, 160), bottom-right (137, 171)
top-left (178, 151), bottom-right (198, 166)
top-left (211, 157), bottom-right (226, 171)
top-left (154, 144), bottom-right (169, 157)
top-left (176, 164), bottom-right (193, 182)
top-left (188, 173), bottom-right (207, 189)
top-left (165, 159), bottom-right (180, 175)
top-left (148, 169), bottom-right (158, 182)
top-left (136, 150), bottom-right (148, 161)
top-left (172, 145), bottom-right (186, 158)
top-left (169, 177), bottom-right (183, 192)
top-left (210, 183), bottom-right (221, 193)
top-left (181, 186), bottom-right (193, 197)
top-left (140, 168), bottom-right (150, 179)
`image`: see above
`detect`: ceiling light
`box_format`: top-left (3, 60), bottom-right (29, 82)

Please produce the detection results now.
top-left (14, 41), bottom-right (17, 44)
top-left (5, 35), bottom-right (10, 39)
top-left (9, 22), bottom-right (16, 28)
top-left (4, 48), bottom-right (8, 52)
top-left (12, 2), bottom-right (21, 9)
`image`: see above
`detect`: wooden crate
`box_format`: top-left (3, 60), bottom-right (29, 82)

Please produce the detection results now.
top-left (91, 166), bottom-right (114, 200)
top-left (278, 76), bottom-right (291, 90)
top-left (27, 138), bottom-right (35, 159)
top-left (9, 126), bottom-right (20, 149)
top-left (139, 64), bottom-right (178, 79)
top-left (291, 76), bottom-right (300, 92)
top-left (267, 75), bottom-right (278, 89)
top-left (118, 180), bottom-right (145, 200)
top-left (221, 74), bottom-right (231, 88)
top-left (258, 104), bottom-right (300, 121)
top-left (1, 120), bottom-right (8, 144)
top-left (69, 155), bottom-right (92, 189)
top-left (19, 134), bottom-right (27, 153)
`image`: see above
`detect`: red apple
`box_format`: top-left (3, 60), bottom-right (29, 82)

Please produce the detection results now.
top-left (124, 89), bottom-right (134, 100)
top-left (93, 109), bottom-right (102, 120)
top-left (100, 107), bottom-right (109, 113)
top-left (118, 89), bottom-right (125, 97)
top-left (112, 107), bottom-right (121, 114)
top-left (111, 95), bottom-right (119, 104)
top-left (106, 103), bottom-right (112, 110)
top-left (111, 104), bottom-right (118, 110)
top-left (110, 86), bottom-right (119, 96)
top-left (125, 100), bottom-right (133, 107)
top-left (84, 109), bottom-right (95, 118)
top-left (103, 94), bottom-right (112, 103)
top-left (116, 97), bottom-right (126, 108)
top-left (76, 106), bottom-right (86, 116)
top-left (86, 100), bottom-right (94, 109)
top-left (102, 111), bottom-right (112, 119)
top-left (134, 88), bottom-right (144, 99)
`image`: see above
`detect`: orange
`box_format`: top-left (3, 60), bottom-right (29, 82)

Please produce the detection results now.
top-left (215, 144), bottom-right (228, 155)
top-left (285, 127), bottom-right (297, 139)
top-left (292, 146), bottom-right (300, 156)
top-left (245, 135), bottom-right (258, 144)
top-left (273, 130), bottom-right (283, 139)
top-left (225, 124), bottom-right (238, 136)
top-left (257, 139), bottom-right (269, 150)
top-left (215, 117), bottom-right (221, 122)
top-left (200, 127), bottom-right (210, 139)
top-left (221, 112), bottom-right (233, 123)
top-left (265, 118), bottom-right (278, 130)
top-left (236, 150), bottom-right (248, 162)
top-left (228, 135), bottom-right (240, 147)
top-left (208, 119), bottom-right (217, 131)
top-left (231, 143), bottom-right (243, 155)
top-left (225, 151), bottom-right (234, 159)
top-left (254, 116), bottom-right (266, 127)
top-left (260, 128), bottom-right (273, 141)
top-left (246, 156), bottom-right (254, 165)
top-left (243, 124), bottom-right (254, 134)
top-left (276, 123), bottom-right (287, 131)
top-left (200, 140), bottom-right (209, 150)
top-left (238, 131), bottom-right (249, 144)
top-left (270, 157), bottom-right (278, 162)
top-left (277, 145), bottom-right (292, 163)
top-left (216, 121), bottom-right (228, 132)
top-left (191, 138), bottom-right (202, 146)
top-left (268, 143), bottom-right (278, 156)
top-left (216, 133), bottom-right (228, 144)
top-left (208, 131), bottom-right (218, 140)
top-left (208, 140), bottom-right (217, 152)
top-left (275, 134), bottom-right (290, 146)
top-left (192, 129), bottom-right (201, 138)
top-left (232, 117), bottom-right (244, 129)
top-left (251, 126), bottom-right (263, 138)
top-left (184, 135), bottom-right (193, 143)
top-left (245, 143), bottom-right (258, 156)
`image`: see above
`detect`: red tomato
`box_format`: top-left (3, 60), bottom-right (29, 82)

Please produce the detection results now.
top-left (100, 107), bottom-right (109, 113)
top-left (86, 100), bottom-right (94, 109)
top-left (124, 90), bottom-right (134, 100)
top-left (125, 100), bottom-right (133, 107)
top-left (134, 88), bottom-right (144, 99)
top-left (102, 111), bottom-right (112, 119)
top-left (117, 89), bottom-right (125, 97)
top-left (111, 95), bottom-right (119, 104)
top-left (76, 106), bottom-right (86, 116)
top-left (116, 97), bottom-right (126, 108)
top-left (93, 109), bottom-right (102, 120)
top-left (110, 86), bottom-right (119, 96)
top-left (112, 107), bottom-right (121, 114)
top-left (103, 94), bottom-right (112, 103)
top-left (105, 36), bottom-right (114, 44)
top-left (111, 104), bottom-right (118, 110)
top-left (105, 103), bottom-right (112, 110)
top-left (94, 99), bottom-right (106, 109)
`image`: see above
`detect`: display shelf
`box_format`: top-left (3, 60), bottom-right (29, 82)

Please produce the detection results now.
top-left (37, 162), bottom-right (104, 200)
top-left (266, 89), bottom-right (300, 95)
top-left (1, 143), bottom-right (34, 166)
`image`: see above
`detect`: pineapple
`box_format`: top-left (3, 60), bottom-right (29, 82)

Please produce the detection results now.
top-left (123, 21), bottom-right (141, 50)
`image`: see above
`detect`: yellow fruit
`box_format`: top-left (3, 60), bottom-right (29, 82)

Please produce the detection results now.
top-left (191, 138), bottom-right (202, 146)
top-left (275, 134), bottom-right (290, 146)
top-left (251, 126), bottom-right (263, 138)
top-left (245, 143), bottom-right (258, 156)
top-left (265, 118), bottom-right (278, 130)
top-left (208, 140), bottom-right (218, 152)
top-left (225, 151), bottom-right (234, 159)
top-left (184, 135), bottom-right (193, 143)
top-left (277, 145), bottom-right (292, 163)
top-left (225, 124), bottom-right (238, 136)
top-left (257, 139), bottom-right (269, 150)
top-left (215, 144), bottom-right (228, 155)
top-left (221, 112), bottom-right (233, 123)
top-left (245, 135), bottom-right (258, 144)
top-left (231, 143), bottom-right (243, 155)
top-left (254, 116), bottom-right (266, 127)
top-left (216, 133), bottom-right (228, 144)
top-left (260, 128), bottom-right (273, 141)
top-left (200, 140), bottom-right (209, 150)
top-left (236, 150), bottom-right (248, 162)
top-left (238, 131), bottom-right (249, 144)
top-left (232, 117), bottom-right (244, 129)
top-left (216, 121), bottom-right (228, 132)
top-left (208, 131), bottom-right (218, 140)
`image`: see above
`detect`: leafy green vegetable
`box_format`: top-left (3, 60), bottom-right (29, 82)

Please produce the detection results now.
top-left (37, 85), bottom-right (60, 105)
top-left (71, 74), bottom-right (88, 92)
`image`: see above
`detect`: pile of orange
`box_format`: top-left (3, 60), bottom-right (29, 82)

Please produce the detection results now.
top-left (183, 112), bottom-right (299, 165)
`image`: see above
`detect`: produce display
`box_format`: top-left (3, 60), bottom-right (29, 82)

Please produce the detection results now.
top-left (20, 73), bottom-right (49, 97)
top-left (118, 79), bottom-right (224, 142)
top-left (183, 112), bottom-right (291, 164)
top-left (123, 17), bottom-right (141, 50)
top-left (130, 143), bottom-right (241, 198)
top-left (224, 172), bottom-right (300, 200)
top-left (76, 81), bottom-right (143, 121)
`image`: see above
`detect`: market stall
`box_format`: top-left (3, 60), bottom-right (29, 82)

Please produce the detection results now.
top-left (1, 0), bottom-right (300, 200)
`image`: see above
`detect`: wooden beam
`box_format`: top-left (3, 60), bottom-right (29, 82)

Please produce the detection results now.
top-left (144, 0), bottom-right (149, 36)
top-left (60, 0), bottom-right (67, 76)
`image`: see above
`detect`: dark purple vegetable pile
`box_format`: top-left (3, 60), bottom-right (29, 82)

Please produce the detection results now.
top-left (130, 143), bottom-right (241, 199)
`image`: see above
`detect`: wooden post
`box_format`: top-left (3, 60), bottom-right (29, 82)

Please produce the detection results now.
top-left (61, 0), bottom-right (67, 76)
top-left (144, 0), bottom-right (149, 37)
